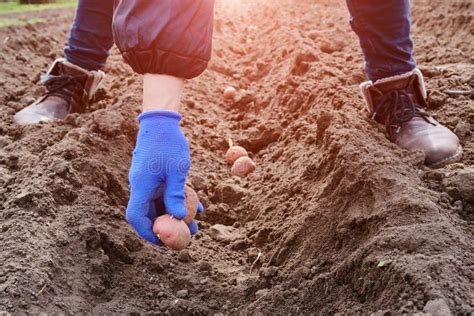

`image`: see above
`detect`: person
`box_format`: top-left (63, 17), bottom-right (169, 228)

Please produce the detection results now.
top-left (15, 0), bottom-right (214, 246)
top-left (14, 0), bottom-right (462, 245)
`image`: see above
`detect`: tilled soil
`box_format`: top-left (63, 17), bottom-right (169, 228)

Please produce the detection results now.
top-left (0, 0), bottom-right (473, 314)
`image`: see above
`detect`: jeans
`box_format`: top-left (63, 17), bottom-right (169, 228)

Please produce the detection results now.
top-left (64, 0), bottom-right (416, 81)
top-left (346, 0), bottom-right (416, 81)
top-left (64, 0), bottom-right (114, 71)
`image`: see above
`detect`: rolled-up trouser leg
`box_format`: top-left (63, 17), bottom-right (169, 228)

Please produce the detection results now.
top-left (346, 0), bottom-right (416, 82)
top-left (112, 0), bottom-right (215, 79)
top-left (64, 0), bottom-right (115, 71)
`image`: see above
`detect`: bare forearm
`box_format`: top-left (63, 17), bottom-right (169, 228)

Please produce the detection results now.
top-left (142, 74), bottom-right (184, 113)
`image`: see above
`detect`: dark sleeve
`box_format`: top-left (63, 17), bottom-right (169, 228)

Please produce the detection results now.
top-left (112, 0), bottom-right (214, 79)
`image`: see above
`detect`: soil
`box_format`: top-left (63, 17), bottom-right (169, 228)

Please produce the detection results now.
top-left (0, 0), bottom-right (473, 314)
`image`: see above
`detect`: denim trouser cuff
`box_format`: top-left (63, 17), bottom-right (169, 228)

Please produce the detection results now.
top-left (346, 0), bottom-right (417, 82)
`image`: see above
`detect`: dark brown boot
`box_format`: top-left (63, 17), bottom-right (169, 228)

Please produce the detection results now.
top-left (360, 69), bottom-right (462, 167)
top-left (14, 58), bottom-right (104, 125)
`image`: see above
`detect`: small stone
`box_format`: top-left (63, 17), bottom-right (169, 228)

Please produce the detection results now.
top-left (377, 260), bottom-right (392, 268)
top-left (208, 224), bottom-right (243, 243)
top-left (255, 289), bottom-right (269, 298)
top-left (200, 278), bottom-right (208, 285)
top-left (423, 299), bottom-right (452, 316)
top-left (454, 120), bottom-right (470, 138)
top-left (404, 300), bottom-right (414, 308)
top-left (176, 289), bottom-right (188, 299)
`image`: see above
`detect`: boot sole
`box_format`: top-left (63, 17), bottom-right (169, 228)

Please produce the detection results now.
top-left (427, 145), bottom-right (463, 168)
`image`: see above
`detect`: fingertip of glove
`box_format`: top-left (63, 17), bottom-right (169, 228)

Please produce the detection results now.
top-left (197, 202), bottom-right (205, 214)
top-left (143, 232), bottom-right (163, 246)
top-left (170, 208), bottom-right (187, 219)
top-left (165, 202), bottom-right (187, 219)
top-left (188, 220), bottom-right (199, 235)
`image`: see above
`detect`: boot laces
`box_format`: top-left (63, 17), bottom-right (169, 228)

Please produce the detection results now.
top-left (372, 89), bottom-right (435, 135)
top-left (41, 74), bottom-right (88, 112)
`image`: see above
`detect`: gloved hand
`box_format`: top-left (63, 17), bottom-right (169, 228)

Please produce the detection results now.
top-left (125, 111), bottom-right (203, 245)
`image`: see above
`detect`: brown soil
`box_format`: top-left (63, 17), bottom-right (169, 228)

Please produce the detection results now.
top-left (0, 0), bottom-right (473, 314)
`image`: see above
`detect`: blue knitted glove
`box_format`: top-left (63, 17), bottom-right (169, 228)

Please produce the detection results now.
top-left (125, 111), bottom-right (203, 245)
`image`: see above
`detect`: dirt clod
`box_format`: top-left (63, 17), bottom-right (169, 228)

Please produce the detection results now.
top-left (198, 261), bottom-right (212, 272)
top-left (177, 250), bottom-right (192, 263)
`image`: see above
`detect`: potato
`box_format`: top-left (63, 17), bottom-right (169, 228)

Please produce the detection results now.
top-left (155, 184), bottom-right (199, 224)
top-left (223, 86), bottom-right (237, 100)
top-left (225, 146), bottom-right (249, 165)
top-left (153, 214), bottom-right (191, 250)
top-left (184, 185), bottom-right (199, 224)
top-left (231, 156), bottom-right (256, 177)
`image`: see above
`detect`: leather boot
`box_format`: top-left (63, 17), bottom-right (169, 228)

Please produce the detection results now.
top-left (360, 69), bottom-right (462, 167)
top-left (14, 58), bottom-right (104, 125)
